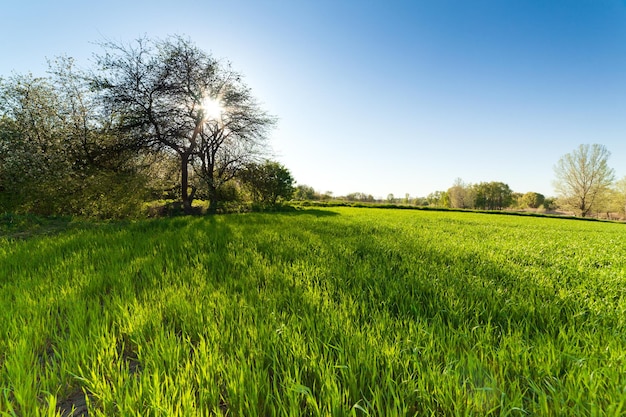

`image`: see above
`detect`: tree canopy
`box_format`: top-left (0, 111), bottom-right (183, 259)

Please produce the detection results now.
top-left (240, 160), bottom-right (294, 206)
top-left (553, 144), bottom-right (615, 217)
top-left (92, 35), bottom-right (275, 213)
top-left (0, 35), bottom-right (278, 217)
top-left (0, 69), bottom-right (145, 217)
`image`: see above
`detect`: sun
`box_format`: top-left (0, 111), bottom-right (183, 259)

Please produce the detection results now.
top-left (200, 96), bottom-right (224, 121)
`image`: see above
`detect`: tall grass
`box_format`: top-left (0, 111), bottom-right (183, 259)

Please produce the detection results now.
top-left (1, 208), bottom-right (626, 416)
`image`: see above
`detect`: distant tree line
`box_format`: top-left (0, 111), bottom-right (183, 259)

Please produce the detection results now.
top-left (427, 180), bottom-right (552, 211)
top-left (265, 143), bottom-right (625, 220)
top-left (0, 36), bottom-right (294, 217)
top-left (346, 144), bottom-right (624, 219)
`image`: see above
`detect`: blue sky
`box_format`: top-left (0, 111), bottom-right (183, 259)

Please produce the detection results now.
top-left (2, 0), bottom-right (626, 198)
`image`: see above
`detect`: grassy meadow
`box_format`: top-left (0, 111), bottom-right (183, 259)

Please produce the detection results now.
top-left (1, 207), bottom-right (626, 416)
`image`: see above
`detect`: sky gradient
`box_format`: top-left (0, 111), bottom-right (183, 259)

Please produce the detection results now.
top-left (2, 0), bottom-right (626, 198)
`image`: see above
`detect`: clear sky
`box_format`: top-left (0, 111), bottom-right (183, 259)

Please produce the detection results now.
top-left (2, 0), bottom-right (626, 198)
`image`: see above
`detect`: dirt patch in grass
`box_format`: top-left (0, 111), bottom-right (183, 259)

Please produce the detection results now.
top-left (56, 389), bottom-right (91, 417)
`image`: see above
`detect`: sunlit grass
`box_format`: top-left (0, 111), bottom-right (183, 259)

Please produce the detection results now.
top-left (2, 208), bottom-right (626, 415)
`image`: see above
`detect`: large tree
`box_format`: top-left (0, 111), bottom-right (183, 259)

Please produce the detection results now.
top-left (92, 35), bottom-right (274, 213)
top-left (553, 144), bottom-right (615, 217)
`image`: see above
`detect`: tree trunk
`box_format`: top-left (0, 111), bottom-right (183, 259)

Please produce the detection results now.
top-left (207, 183), bottom-right (218, 214)
top-left (180, 153), bottom-right (193, 214)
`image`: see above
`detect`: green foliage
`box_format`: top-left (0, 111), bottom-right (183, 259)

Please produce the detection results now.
top-left (520, 191), bottom-right (546, 209)
top-left (0, 69), bottom-right (150, 218)
top-left (0, 75), bottom-right (71, 214)
top-left (610, 176), bottom-right (626, 215)
top-left (344, 192), bottom-right (375, 202)
top-left (447, 177), bottom-right (475, 208)
top-left (293, 184), bottom-right (317, 201)
top-left (241, 160), bottom-right (295, 207)
top-left (473, 181), bottom-right (513, 210)
top-left (543, 197), bottom-right (557, 211)
top-left (426, 190), bottom-right (449, 207)
top-left (3, 208), bottom-right (626, 415)
top-left (0, 37), bottom-right (278, 218)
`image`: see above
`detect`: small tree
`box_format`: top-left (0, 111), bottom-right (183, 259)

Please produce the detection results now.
top-left (293, 184), bottom-right (316, 200)
top-left (241, 160), bottom-right (294, 207)
top-left (612, 176), bottom-right (626, 216)
top-left (553, 144), bottom-right (615, 217)
top-left (447, 178), bottom-right (475, 209)
top-left (520, 192), bottom-right (545, 209)
top-left (542, 197), bottom-right (557, 211)
top-left (426, 191), bottom-right (449, 207)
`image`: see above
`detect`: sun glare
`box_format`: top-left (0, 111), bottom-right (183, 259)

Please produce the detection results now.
top-left (201, 96), bottom-right (224, 121)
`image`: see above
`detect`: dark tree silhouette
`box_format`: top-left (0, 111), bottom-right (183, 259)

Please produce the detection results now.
top-left (92, 36), bottom-right (274, 213)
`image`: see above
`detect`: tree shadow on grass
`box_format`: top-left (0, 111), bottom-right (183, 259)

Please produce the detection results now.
top-left (242, 204), bottom-right (340, 217)
top-left (0, 213), bottom-right (77, 240)
top-left (279, 208), bottom-right (340, 217)
top-left (7, 210), bottom-right (615, 415)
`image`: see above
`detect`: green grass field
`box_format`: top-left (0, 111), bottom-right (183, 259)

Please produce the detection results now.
top-left (1, 207), bottom-right (626, 416)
